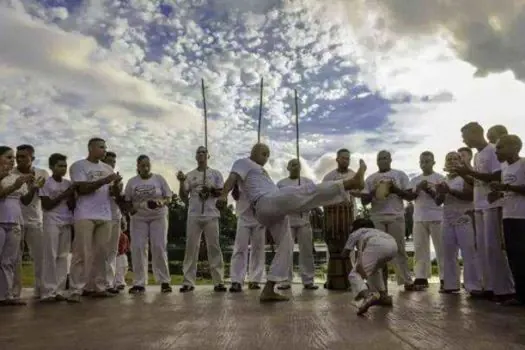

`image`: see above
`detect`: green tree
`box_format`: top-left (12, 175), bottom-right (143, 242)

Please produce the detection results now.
top-left (167, 195), bottom-right (238, 259)
top-left (167, 194), bottom-right (188, 245)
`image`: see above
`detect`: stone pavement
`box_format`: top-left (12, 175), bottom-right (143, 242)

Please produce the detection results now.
top-left (1, 284), bottom-right (524, 350)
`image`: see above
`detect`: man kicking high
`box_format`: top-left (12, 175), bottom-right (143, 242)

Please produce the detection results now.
top-left (217, 143), bottom-right (366, 302)
top-left (342, 218), bottom-right (397, 315)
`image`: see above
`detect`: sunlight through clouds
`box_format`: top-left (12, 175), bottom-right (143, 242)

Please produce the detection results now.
top-left (0, 0), bottom-right (524, 191)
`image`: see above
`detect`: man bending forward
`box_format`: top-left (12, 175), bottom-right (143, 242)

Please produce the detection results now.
top-left (343, 218), bottom-right (397, 315)
top-left (218, 143), bottom-right (366, 302)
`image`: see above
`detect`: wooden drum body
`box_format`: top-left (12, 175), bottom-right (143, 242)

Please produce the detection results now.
top-left (323, 203), bottom-right (354, 290)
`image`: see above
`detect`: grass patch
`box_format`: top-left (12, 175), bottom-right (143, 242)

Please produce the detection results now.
top-left (20, 263), bottom-right (212, 287)
top-left (21, 254), bottom-right (448, 287)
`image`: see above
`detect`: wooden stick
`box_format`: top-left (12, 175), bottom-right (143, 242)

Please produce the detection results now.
top-left (294, 89), bottom-right (303, 220)
top-left (294, 89), bottom-right (301, 186)
top-left (201, 78), bottom-right (208, 214)
top-left (258, 77), bottom-right (263, 143)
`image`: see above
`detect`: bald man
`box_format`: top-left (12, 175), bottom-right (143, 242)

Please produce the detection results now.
top-left (218, 143), bottom-right (366, 302)
top-left (452, 122), bottom-right (514, 301)
top-left (487, 125), bottom-right (508, 145)
top-left (276, 159), bottom-right (318, 291)
top-left (491, 135), bottom-right (525, 306)
top-left (355, 150), bottom-right (416, 291)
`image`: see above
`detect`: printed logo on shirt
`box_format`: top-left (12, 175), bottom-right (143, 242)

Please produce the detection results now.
top-left (372, 175), bottom-right (397, 188)
top-left (503, 174), bottom-right (517, 184)
top-left (134, 184), bottom-right (157, 200)
top-left (87, 170), bottom-right (108, 181)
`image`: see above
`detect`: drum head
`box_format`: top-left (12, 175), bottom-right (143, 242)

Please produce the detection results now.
top-left (375, 181), bottom-right (390, 200)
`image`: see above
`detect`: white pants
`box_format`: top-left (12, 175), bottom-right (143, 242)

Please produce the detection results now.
top-left (481, 208), bottom-right (515, 295)
top-left (130, 215), bottom-right (171, 286)
top-left (282, 224), bottom-right (315, 286)
top-left (41, 220), bottom-right (72, 298)
top-left (105, 220), bottom-right (121, 289)
top-left (70, 220), bottom-right (112, 295)
top-left (442, 214), bottom-right (482, 291)
top-left (254, 180), bottom-right (350, 282)
top-left (349, 235), bottom-right (397, 295)
top-left (0, 224), bottom-right (21, 301)
top-left (413, 221), bottom-right (443, 280)
top-left (13, 224), bottom-right (44, 298)
top-left (230, 218), bottom-right (266, 284)
top-left (371, 215), bottom-right (412, 285)
top-left (182, 216), bottom-right (224, 286)
top-left (114, 254), bottom-right (128, 287)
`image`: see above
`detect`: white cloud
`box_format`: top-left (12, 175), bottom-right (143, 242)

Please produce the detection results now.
top-left (0, 0), bottom-right (524, 204)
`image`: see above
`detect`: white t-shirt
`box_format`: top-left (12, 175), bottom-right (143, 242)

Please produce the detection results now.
top-left (322, 168), bottom-right (358, 216)
top-left (0, 173), bottom-right (28, 224)
top-left (442, 176), bottom-right (472, 223)
top-left (277, 176), bottom-right (314, 227)
top-left (344, 227), bottom-right (393, 251)
top-left (39, 176), bottom-right (73, 225)
top-left (501, 158), bottom-right (525, 219)
top-left (473, 144), bottom-right (503, 210)
top-left (12, 167), bottom-right (49, 226)
top-left (235, 187), bottom-right (258, 225)
top-left (409, 172), bottom-right (445, 222)
top-left (125, 174), bottom-right (172, 220)
top-left (184, 167), bottom-right (223, 218)
top-left (69, 159), bottom-right (114, 221)
top-left (364, 169), bottom-right (409, 217)
top-left (231, 158), bottom-right (277, 203)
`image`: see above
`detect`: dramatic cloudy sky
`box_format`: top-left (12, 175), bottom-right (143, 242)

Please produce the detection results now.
top-left (1, 0), bottom-right (524, 190)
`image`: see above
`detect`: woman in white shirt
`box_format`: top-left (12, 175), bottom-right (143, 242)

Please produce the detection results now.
top-left (0, 146), bottom-right (34, 306)
top-left (124, 155), bottom-right (173, 294)
top-left (435, 152), bottom-right (483, 296)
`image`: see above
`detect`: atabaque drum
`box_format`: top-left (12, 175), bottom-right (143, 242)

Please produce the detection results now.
top-left (323, 202), bottom-right (354, 290)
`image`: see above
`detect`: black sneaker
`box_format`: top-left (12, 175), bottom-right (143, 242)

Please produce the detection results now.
top-left (107, 287), bottom-right (120, 294)
top-left (468, 290), bottom-right (485, 299)
top-left (116, 285), bottom-right (126, 291)
top-left (413, 278), bottom-right (429, 289)
top-left (304, 283), bottom-right (319, 290)
top-left (229, 282), bottom-right (242, 293)
top-left (161, 283), bottom-right (172, 293)
top-left (277, 284), bottom-right (291, 290)
top-left (179, 285), bottom-right (195, 293)
top-left (404, 283), bottom-right (425, 292)
top-left (128, 286), bottom-right (146, 295)
top-left (439, 289), bottom-right (460, 294)
top-left (214, 284), bottom-right (227, 292)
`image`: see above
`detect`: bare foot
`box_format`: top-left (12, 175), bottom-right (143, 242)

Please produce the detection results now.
top-left (260, 283), bottom-right (290, 303)
top-left (260, 290), bottom-right (290, 303)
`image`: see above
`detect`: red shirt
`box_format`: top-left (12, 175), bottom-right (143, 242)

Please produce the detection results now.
top-left (118, 233), bottom-right (130, 255)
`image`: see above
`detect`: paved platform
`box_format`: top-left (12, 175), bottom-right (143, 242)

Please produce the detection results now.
top-left (1, 284), bottom-right (524, 350)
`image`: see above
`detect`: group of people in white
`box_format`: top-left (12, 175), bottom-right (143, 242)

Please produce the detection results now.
top-left (0, 121), bottom-right (523, 316)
